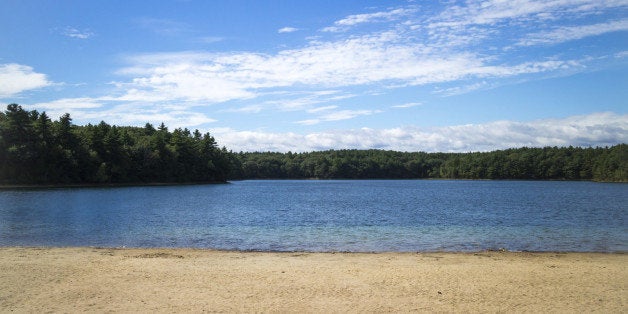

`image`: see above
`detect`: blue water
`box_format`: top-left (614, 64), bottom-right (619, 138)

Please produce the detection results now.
top-left (0, 180), bottom-right (626, 252)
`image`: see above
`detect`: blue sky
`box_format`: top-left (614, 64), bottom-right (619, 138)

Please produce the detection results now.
top-left (1, 0), bottom-right (627, 152)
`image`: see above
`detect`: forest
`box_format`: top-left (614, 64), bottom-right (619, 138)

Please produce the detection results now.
top-left (0, 104), bottom-right (231, 184)
top-left (0, 104), bottom-right (626, 184)
top-left (229, 145), bottom-right (626, 182)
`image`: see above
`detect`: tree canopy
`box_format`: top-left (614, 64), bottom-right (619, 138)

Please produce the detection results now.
top-left (0, 104), bottom-right (230, 185)
top-left (229, 146), bottom-right (627, 182)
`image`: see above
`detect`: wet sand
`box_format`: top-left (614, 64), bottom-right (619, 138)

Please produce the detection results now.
top-left (0, 247), bottom-right (625, 312)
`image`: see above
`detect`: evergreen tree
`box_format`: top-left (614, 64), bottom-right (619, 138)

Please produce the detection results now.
top-left (0, 104), bottom-right (231, 185)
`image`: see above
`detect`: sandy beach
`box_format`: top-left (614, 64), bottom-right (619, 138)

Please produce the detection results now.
top-left (0, 247), bottom-right (625, 312)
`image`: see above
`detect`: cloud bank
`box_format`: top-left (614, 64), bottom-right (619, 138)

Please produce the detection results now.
top-left (101, 0), bottom-right (626, 115)
top-left (213, 112), bottom-right (628, 153)
top-left (517, 19), bottom-right (628, 46)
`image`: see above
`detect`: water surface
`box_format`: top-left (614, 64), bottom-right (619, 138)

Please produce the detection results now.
top-left (0, 180), bottom-right (626, 252)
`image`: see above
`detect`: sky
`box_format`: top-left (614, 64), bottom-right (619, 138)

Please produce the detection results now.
top-left (1, 0), bottom-right (627, 152)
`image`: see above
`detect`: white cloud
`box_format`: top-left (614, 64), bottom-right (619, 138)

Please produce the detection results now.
top-left (320, 26), bottom-right (342, 33)
top-left (32, 97), bottom-right (102, 117)
top-left (222, 91), bottom-right (351, 114)
top-left (113, 36), bottom-right (581, 106)
top-left (296, 109), bottom-right (379, 125)
top-left (517, 19), bottom-right (628, 46)
top-left (211, 129), bottom-right (307, 152)
top-left (261, 91), bottom-right (354, 112)
top-left (101, 108), bottom-right (216, 129)
top-left (212, 112), bottom-right (628, 152)
top-left (307, 105), bottom-right (338, 113)
top-left (422, 0), bottom-right (628, 49)
top-left (434, 81), bottom-right (489, 96)
top-left (295, 119), bottom-right (320, 126)
top-left (392, 102), bottom-right (421, 108)
top-left (29, 97), bottom-right (216, 129)
top-left (99, 0), bottom-right (624, 110)
top-left (114, 59), bottom-right (257, 103)
top-left (430, 0), bottom-right (628, 29)
top-left (278, 27), bottom-right (299, 33)
top-left (322, 7), bottom-right (415, 32)
top-left (62, 27), bottom-right (94, 39)
top-left (319, 109), bottom-right (379, 121)
top-left (615, 50), bottom-right (628, 58)
top-left (0, 64), bottom-right (52, 98)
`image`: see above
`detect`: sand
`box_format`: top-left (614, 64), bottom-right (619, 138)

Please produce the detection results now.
top-left (0, 247), bottom-right (625, 312)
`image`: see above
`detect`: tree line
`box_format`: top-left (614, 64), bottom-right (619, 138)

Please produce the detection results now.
top-left (1, 104), bottom-right (626, 185)
top-left (0, 104), bottom-right (230, 185)
top-left (229, 145), bottom-right (626, 182)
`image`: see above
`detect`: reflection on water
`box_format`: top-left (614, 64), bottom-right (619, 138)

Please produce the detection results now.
top-left (0, 180), bottom-right (626, 252)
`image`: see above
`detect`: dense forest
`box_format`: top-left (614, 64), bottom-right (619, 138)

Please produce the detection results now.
top-left (0, 104), bottom-right (626, 184)
top-left (0, 104), bottom-right (231, 184)
top-left (229, 145), bottom-right (627, 182)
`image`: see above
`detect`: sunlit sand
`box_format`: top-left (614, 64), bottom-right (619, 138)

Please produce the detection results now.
top-left (1, 247), bottom-right (625, 312)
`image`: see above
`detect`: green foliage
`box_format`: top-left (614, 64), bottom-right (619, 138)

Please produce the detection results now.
top-left (0, 104), bottom-right (230, 185)
top-left (229, 146), bottom-right (627, 182)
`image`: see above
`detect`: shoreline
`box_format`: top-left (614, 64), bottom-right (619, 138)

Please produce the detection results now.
top-left (1, 178), bottom-right (626, 189)
top-left (0, 180), bottom-right (228, 190)
top-left (2, 247), bottom-right (625, 312)
top-left (4, 245), bottom-right (628, 254)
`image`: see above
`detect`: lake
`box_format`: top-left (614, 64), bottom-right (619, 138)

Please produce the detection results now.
top-left (0, 180), bottom-right (626, 252)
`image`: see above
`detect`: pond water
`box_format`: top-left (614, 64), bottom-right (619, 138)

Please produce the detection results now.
top-left (0, 180), bottom-right (626, 252)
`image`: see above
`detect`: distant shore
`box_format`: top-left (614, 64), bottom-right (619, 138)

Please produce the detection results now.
top-left (0, 181), bottom-right (228, 190)
top-left (1, 178), bottom-right (625, 190)
top-left (1, 247), bottom-right (625, 312)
